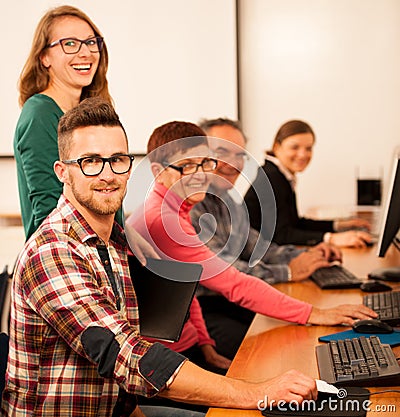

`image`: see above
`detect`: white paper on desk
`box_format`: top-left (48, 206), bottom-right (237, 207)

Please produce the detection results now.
top-left (316, 379), bottom-right (339, 395)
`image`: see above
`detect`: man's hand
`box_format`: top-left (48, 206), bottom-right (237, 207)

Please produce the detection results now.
top-left (289, 251), bottom-right (331, 281)
top-left (307, 304), bottom-right (378, 326)
top-left (308, 242), bottom-right (342, 262)
top-left (162, 361), bottom-right (317, 409)
top-left (201, 344), bottom-right (231, 370)
top-left (124, 223), bottom-right (160, 265)
top-left (252, 369), bottom-right (318, 407)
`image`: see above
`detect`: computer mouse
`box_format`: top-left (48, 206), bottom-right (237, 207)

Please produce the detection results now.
top-left (360, 280), bottom-right (392, 292)
top-left (368, 267), bottom-right (400, 282)
top-left (364, 238), bottom-right (377, 247)
top-left (353, 319), bottom-right (393, 334)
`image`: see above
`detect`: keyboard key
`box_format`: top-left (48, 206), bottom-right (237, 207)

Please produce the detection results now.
top-left (363, 290), bottom-right (400, 326)
top-left (311, 265), bottom-right (361, 289)
top-left (316, 335), bottom-right (400, 386)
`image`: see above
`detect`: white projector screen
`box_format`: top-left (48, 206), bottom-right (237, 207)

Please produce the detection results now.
top-left (0, 0), bottom-right (238, 156)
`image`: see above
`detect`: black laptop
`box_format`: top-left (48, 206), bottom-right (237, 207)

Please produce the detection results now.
top-left (128, 255), bottom-right (202, 342)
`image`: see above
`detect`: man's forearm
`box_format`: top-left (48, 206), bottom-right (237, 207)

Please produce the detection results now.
top-left (159, 360), bottom-right (254, 409)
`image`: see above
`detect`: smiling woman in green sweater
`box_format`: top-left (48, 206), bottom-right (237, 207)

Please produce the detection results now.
top-left (14, 5), bottom-right (112, 239)
top-left (13, 5), bottom-right (154, 263)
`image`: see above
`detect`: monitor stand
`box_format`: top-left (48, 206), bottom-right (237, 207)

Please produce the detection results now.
top-left (368, 267), bottom-right (400, 282)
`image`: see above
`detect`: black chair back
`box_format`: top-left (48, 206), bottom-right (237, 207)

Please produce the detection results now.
top-left (0, 332), bottom-right (9, 394)
top-left (0, 267), bottom-right (11, 395)
top-left (0, 267), bottom-right (8, 314)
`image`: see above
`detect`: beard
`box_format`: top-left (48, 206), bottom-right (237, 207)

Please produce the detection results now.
top-left (70, 178), bottom-right (125, 216)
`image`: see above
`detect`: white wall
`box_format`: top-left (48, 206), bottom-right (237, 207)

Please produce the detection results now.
top-left (239, 0), bottom-right (400, 217)
top-left (0, 159), bottom-right (19, 215)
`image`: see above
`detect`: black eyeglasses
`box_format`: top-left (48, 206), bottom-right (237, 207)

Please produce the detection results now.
top-left (62, 154), bottom-right (134, 176)
top-left (162, 158), bottom-right (218, 175)
top-left (47, 36), bottom-right (104, 54)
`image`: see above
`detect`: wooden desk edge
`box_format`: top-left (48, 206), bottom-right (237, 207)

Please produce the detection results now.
top-left (205, 245), bottom-right (400, 416)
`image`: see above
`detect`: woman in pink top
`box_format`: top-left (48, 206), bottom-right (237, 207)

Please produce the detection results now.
top-left (127, 121), bottom-right (376, 359)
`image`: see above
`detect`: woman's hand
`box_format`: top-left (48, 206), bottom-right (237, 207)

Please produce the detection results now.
top-left (307, 304), bottom-right (378, 326)
top-left (124, 222), bottom-right (160, 265)
top-left (201, 344), bottom-right (231, 369)
top-left (337, 218), bottom-right (371, 231)
top-left (329, 230), bottom-right (373, 248)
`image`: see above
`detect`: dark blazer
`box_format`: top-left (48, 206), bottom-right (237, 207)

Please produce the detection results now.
top-left (244, 159), bottom-right (334, 246)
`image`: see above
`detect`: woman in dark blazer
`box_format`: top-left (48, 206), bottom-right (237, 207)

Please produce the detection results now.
top-left (244, 120), bottom-right (373, 247)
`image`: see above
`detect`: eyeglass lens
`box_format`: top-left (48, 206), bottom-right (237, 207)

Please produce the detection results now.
top-left (80, 155), bottom-right (133, 176)
top-left (60, 37), bottom-right (103, 54)
top-left (180, 158), bottom-right (217, 175)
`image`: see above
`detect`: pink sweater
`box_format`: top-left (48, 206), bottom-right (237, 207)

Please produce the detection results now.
top-left (127, 183), bottom-right (312, 352)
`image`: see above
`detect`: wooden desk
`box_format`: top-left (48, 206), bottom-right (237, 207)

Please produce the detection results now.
top-left (206, 245), bottom-right (400, 416)
top-left (0, 213), bottom-right (22, 227)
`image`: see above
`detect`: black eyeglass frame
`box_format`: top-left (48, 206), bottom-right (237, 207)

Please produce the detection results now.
top-left (62, 154), bottom-right (135, 176)
top-left (162, 157), bottom-right (218, 175)
top-left (47, 36), bottom-right (104, 54)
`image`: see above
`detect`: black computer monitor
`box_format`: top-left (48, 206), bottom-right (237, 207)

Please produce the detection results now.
top-left (368, 153), bottom-right (400, 281)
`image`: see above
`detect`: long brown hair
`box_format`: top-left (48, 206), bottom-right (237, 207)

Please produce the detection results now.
top-left (268, 120), bottom-right (315, 156)
top-left (18, 5), bottom-right (111, 107)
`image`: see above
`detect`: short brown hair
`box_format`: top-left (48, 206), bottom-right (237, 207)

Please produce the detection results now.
top-left (19, 5), bottom-right (111, 106)
top-left (268, 120), bottom-right (315, 156)
top-left (58, 97), bottom-right (126, 159)
top-left (147, 121), bottom-right (207, 163)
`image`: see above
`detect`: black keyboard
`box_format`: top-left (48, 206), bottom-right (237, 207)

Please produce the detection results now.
top-left (363, 290), bottom-right (400, 326)
top-left (310, 264), bottom-right (361, 289)
top-left (316, 336), bottom-right (400, 386)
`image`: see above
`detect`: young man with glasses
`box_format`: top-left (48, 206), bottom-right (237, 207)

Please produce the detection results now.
top-left (3, 99), bottom-right (323, 417)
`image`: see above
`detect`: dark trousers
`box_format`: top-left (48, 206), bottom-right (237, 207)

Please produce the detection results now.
top-left (198, 295), bottom-right (255, 360)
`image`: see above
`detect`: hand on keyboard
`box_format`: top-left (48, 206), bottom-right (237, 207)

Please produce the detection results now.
top-left (289, 251), bottom-right (331, 281)
top-left (308, 242), bottom-right (342, 262)
top-left (307, 304), bottom-right (378, 326)
top-left (329, 230), bottom-right (373, 248)
top-left (363, 291), bottom-right (400, 326)
top-left (288, 242), bottom-right (344, 282)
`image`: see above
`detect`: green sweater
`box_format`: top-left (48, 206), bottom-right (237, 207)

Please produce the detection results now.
top-left (14, 94), bottom-right (123, 239)
top-left (14, 94), bottom-right (64, 239)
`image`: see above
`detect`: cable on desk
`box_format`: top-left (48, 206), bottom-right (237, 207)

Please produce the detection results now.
top-left (346, 389), bottom-right (400, 397)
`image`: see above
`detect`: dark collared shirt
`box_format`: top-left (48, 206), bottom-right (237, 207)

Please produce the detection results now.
top-left (191, 186), bottom-right (303, 287)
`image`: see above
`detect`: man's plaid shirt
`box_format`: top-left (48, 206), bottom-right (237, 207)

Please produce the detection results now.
top-left (1, 195), bottom-right (185, 416)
